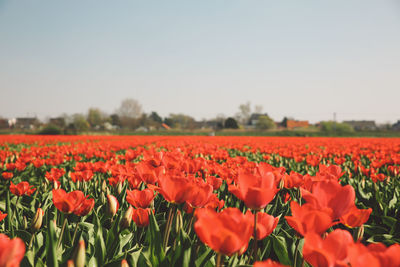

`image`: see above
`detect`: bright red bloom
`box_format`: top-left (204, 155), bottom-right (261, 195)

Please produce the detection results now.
top-left (367, 243), bottom-right (400, 267)
top-left (126, 188), bottom-right (155, 208)
top-left (148, 175), bottom-right (191, 204)
top-left (52, 189), bottom-right (87, 214)
top-left (1, 172), bottom-right (13, 180)
top-left (184, 178), bottom-right (214, 208)
top-left (283, 171), bottom-right (304, 189)
top-left (74, 198), bottom-right (95, 216)
top-left (10, 181), bottom-right (36, 196)
top-left (303, 229), bottom-right (354, 267)
top-left (340, 206), bottom-right (372, 228)
top-left (347, 243), bottom-right (381, 267)
top-left (135, 161), bottom-right (164, 185)
top-left (0, 211), bottom-right (7, 222)
top-left (132, 208), bottom-right (151, 227)
top-left (228, 170), bottom-right (278, 210)
top-left (194, 207), bottom-right (253, 256)
top-left (285, 201), bottom-right (333, 237)
top-left (0, 233), bottom-right (26, 267)
top-left (255, 212), bottom-right (279, 240)
top-left (301, 180), bottom-right (355, 220)
top-left (45, 168), bottom-right (65, 183)
top-left (254, 259), bottom-right (289, 267)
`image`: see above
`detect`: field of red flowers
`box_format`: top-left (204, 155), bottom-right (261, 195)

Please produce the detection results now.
top-left (0, 135), bottom-right (399, 267)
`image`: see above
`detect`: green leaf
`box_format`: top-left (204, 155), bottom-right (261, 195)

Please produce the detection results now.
top-left (148, 211), bottom-right (165, 266)
top-left (271, 234), bottom-right (291, 266)
top-left (195, 247), bottom-right (213, 267)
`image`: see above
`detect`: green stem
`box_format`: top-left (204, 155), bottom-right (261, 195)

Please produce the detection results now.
top-left (293, 237), bottom-right (300, 267)
top-left (57, 216), bottom-right (68, 248)
top-left (163, 204), bottom-right (176, 250)
top-left (253, 211), bottom-right (258, 263)
top-left (71, 222), bottom-right (80, 246)
top-left (216, 253), bottom-right (222, 267)
top-left (28, 233), bottom-right (35, 250)
top-left (6, 190), bottom-right (13, 237)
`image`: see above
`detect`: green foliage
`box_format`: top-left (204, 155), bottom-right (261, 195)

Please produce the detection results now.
top-left (320, 121), bottom-right (354, 133)
top-left (224, 117), bottom-right (239, 129)
top-left (38, 125), bottom-right (62, 135)
top-left (256, 116), bottom-right (276, 130)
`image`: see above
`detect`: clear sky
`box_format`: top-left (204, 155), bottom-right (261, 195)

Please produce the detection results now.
top-left (1, 0), bottom-right (399, 123)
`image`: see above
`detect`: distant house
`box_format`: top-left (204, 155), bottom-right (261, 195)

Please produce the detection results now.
top-left (0, 119), bottom-right (9, 129)
top-left (392, 120), bottom-right (400, 131)
top-left (16, 117), bottom-right (40, 129)
top-left (282, 119), bottom-right (309, 129)
top-left (343, 120), bottom-right (376, 131)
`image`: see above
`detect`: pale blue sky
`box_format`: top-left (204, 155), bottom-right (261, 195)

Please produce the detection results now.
top-left (1, 0), bottom-right (399, 123)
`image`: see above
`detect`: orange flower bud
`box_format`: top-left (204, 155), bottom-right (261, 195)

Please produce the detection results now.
top-left (31, 208), bottom-right (44, 232)
top-left (107, 195), bottom-right (119, 217)
top-left (120, 206), bottom-right (134, 230)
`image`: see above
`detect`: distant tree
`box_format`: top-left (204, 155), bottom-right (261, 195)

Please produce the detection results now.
top-left (73, 114), bottom-right (90, 132)
top-left (224, 117), bottom-right (239, 129)
top-left (87, 108), bottom-right (104, 128)
top-left (236, 101), bottom-right (252, 125)
top-left (110, 114), bottom-right (121, 127)
top-left (165, 113), bottom-right (196, 130)
top-left (149, 111), bottom-right (163, 124)
top-left (116, 98), bottom-right (143, 119)
top-left (116, 98), bottom-right (143, 129)
top-left (256, 115), bottom-right (276, 130)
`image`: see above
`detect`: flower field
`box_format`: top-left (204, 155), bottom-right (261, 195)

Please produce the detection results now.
top-left (0, 135), bottom-right (400, 267)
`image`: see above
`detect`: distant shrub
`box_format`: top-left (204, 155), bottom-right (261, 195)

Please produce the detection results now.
top-left (320, 121), bottom-right (354, 133)
top-left (224, 117), bottom-right (239, 129)
top-left (38, 124), bottom-right (62, 135)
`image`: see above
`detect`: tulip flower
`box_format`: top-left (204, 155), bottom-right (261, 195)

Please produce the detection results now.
top-left (126, 188), bottom-right (155, 208)
top-left (74, 198), bottom-right (95, 216)
top-left (132, 208), bottom-right (151, 227)
top-left (254, 259), bottom-right (289, 267)
top-left (228, 170), bottom-right (278, 210)
top-left (340, 206), bottom-right (372, 228)
top-left (52, 189), bottom-right (85, 214)
top-left (1, 172), bottom-right (13, 180)
top-left (254, 212), bottom-right (279, 240)
top-left (301, 180), bottom-right (355, 220)
top-left (0, 233), bottom-right (26, 267)
top-left (194, 207), bottom-right (253, 257)
top-left (0, 211), bottom-right (6, 222)
top-left (10, 181), bottom-right (36, 196)
top-left (303, 229), bottom-right (353, 267)
top-left (285, 201), bottom-right (333, 237)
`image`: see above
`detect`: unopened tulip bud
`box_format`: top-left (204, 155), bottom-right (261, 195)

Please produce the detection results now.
top-left (23, 216), bottom-right (28, 229)
top-left (120, 206), bottom-right (134, 230)
top-left (107, 194), bottom-right (119, 217)
top-left (31, 208), bottom-right (44, 232)
top-left (357, 225), bottom-right (364, 241)
top-left (175, 210), bottom-right (183, 234)
top-left (121, 259), bottom-right (129, 267)
top-left (54, 180), bottom-right (60, 189)
top-left (117, 181), bottom-right (123, 195)
top-left (75, 240), bottom-right (86, 267)
top-left (278, 179), bottom-right (285, 189)
top-left (67, 260), bottom-right (75, 267)
top-left (102, 180), bottom-right (107, 192)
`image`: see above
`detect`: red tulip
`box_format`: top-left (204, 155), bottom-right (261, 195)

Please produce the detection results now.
top-left (148, 176), bottom-right (191, 204)
top-left (0, 211), bottom-right (7, 222)
top-left (10, 181), bottom-right (36, 196)
top-left (194, 207), bottom-right (253, 256)
top-left (228, 170), bottom-right (278, 210)
top-left (52, 189), bottom-right (87, 214)
top-left (254, 259), bottom-right (289, 267)
top-left (301, 180), bottom-right (355, 220)
top-left (285, 201), bottom-right (333, 237)
top-left (126, 188), bottom-right (155, 208)
top-left (367, 243), bottom-right (400, 267)
top-left (0, 233), bottom-right (26, 267)
top-left (74, 198), bottom-right (95, 216)
top-left (132, 208), bottom-right (151, 227)
top-left (340, 206), bottom-right (372, 228)
top-left (303, 229), bottom-right (353, 267)
top-left (255, 212), bottom-right (279, 240)
top-left (1, 172), bottom-right (13, 180)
